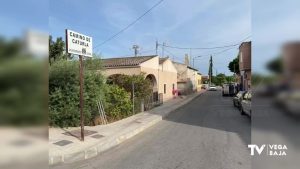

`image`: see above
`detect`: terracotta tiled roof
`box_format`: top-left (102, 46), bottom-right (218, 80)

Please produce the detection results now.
top-left (102, 55), bottom-right (157, 67)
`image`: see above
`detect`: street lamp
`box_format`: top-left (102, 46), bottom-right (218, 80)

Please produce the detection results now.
top-left (193, 55), bottom-right (203, 68)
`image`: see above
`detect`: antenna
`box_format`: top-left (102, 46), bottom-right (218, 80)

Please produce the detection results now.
top-left (132, 45), bottom-right (140, 57)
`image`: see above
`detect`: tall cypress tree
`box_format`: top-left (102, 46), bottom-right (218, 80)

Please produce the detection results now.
top-left (208, 56), bottom-right (213, 85)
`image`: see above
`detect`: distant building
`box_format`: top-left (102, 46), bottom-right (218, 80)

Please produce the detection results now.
top-left (196, 72), bottom-right (202, 91)
top-left (102, 55), bottom-right (177, 102)
top-left (172, 61), bottom-right (198, 94)
top-left (282, 42), bottom-right (300, 87)
top-left (238, 41), bottom-right (251, 91)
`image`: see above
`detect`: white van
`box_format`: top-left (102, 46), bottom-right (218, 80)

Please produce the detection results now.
top-left (222, 83), bottom-right (236, 96)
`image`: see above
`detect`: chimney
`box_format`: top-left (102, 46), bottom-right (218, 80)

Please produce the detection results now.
top-left (184, 54), bottom-right (189, 65)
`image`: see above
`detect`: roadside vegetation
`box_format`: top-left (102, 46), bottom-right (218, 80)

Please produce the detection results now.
top-left (49, 36), bottom-right (152, 127)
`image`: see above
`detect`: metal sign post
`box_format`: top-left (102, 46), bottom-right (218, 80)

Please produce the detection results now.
top-left (65, 29), bottom-right (93, 142)
top-left (132, 82), bottom-right (135, 114)
top-left (79, 55), bottom-right (84, 141)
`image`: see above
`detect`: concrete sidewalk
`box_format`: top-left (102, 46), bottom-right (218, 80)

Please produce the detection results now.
top-left (49, 90), bottom-right (205, 165)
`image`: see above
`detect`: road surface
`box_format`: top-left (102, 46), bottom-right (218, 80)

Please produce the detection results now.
top-left (52, 91), bottom-right (251, 169)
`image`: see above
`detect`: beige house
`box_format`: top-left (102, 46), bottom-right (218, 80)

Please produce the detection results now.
top-left (102, 55), bottom-right (177, 102)
top-left (196, 72), bottom-right (202, 91)
top-left (172, 61), bottom-right (199, 94)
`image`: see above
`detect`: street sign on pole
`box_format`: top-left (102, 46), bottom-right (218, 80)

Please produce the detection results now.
top-left (79, 55), bottom-right (84, 141)
top-left (66, 29), bottom-right (93, 57)
top-left (66, 29), bottom-right (93, 141)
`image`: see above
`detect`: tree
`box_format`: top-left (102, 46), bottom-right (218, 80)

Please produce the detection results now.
top-left (107, 73), bottom-right (152, 99)
top-left (107, 73), bottom-right (153, 113)
top-left (49, 36), bottom-right (72, 65)
top-left (225, 75), bottom-right (235, 83)
top-left (228, 57), bottom-right (239, 74)
top-left (49, 59), bottom-right (106, 127)
top-left (208, 56), bottom-right (213, 84)
top-left (105, 85), bottom-right (132, 120)
top-left (266, 56), bottom-right (282, 74)
top-left (212, 73), bottom-right (226, 86)
top-left (0, 38), bottom-right (46, 126)
top-left (0, 38), bottom-right (22, 59)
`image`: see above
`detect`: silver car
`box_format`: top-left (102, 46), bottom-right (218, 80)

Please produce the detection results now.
top-left (276, 89), bottom-right (300, 115)
top-left (240, 91), bottom-right (251, 116)
top-left (233, 91), bottom-right (246, 109)
top-left (208, 85), bottom-right (217, 91)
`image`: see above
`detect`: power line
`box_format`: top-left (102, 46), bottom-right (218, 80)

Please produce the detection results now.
top-left (164, 48), bottom-right (184, 61)
top-left (158, 35), bottom-right (251, 50)
top-left (100, 48), bottom-right (156, 59)
top-left (139, 49), bottom-right (157, 55)
top-left (93, 0), bottom-right (164, 49)
top-left (210, 45), bottom-right (238, 55)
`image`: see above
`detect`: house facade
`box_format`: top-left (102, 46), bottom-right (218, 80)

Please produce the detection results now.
top-left (282, 42), bottom-right (300, 87)
top-left (172, 61), bottom-right (199, 94)
top-left (238, 41), bottom-right (251, 91)
top-left (196, 72), bottom-right (202, 91)
top-left (102, 55), bottom-right (177, 102)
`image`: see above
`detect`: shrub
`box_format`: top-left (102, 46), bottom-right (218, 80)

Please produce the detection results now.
top-left (105, 85), bottom-right (132, 121)
top-left (107, 73), bottom-right (152, 99)
top-left (49, 59), bottom-right (106, 127)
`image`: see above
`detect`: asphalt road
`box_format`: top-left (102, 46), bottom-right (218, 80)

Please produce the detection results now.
top-left (252, 96), bottom-right (300, 169)
top-left (52, 91), bottom-right (251, 169)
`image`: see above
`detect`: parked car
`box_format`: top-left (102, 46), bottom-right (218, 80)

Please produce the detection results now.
top-left (275, 89), bottom-right (300, 116)
top-left (233, 91), bottom-right (246, 109)
top-left (240, 91), bottom-right (251, 116)
top-left (208, 85), bottom-right (217, 91)
top-left (202, 84), bottom-right (209, 90)
top-left (222, 83), bottom-right (236, 96)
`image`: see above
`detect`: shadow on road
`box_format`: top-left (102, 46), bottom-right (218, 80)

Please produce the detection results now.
top-left (163, 91), bottom-right (251, 145)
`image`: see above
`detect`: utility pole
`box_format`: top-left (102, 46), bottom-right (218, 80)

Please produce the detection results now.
top-left (162, 42), bottom-right (165, 57)
top-left (132, 82), bottom-right (135, 114)
top-left (155, 40), bottom-right (158, 55)
top-left (193, 55), bottom-right (203, 68)
top-left (132, 45), bottom-right (139, 57)
top-left (189, 48), bottom-right (192, 66)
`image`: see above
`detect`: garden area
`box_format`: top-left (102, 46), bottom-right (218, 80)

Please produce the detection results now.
top-left (49, 37), bottom-right (153, 128)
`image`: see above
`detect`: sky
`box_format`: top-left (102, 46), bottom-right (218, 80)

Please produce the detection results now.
top-left (1, 0), bottom-right (299, 75)
top-left (252, 0), bottom-right (300, 74)
top-left (48, 0), bottom-right (251, 75)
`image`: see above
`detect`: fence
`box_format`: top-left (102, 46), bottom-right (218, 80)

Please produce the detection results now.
top-left (144, 92), bottom-right (163, 111)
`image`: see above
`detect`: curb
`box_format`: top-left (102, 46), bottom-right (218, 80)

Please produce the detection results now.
top-left (49, 91), bottom-right (205, 165)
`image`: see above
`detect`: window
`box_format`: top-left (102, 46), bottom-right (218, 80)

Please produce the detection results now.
top-left (164, 84), bottom-right (166, 94)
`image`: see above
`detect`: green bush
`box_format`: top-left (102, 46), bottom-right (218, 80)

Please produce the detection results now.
top-left (49, 60), bottom-right (106, 127)
top-left (107, 73), bottom-right (152, 99)
top-left (49, 59), bottom-right (154, 127)
top-left (105, 85), bottom-right (132, 120)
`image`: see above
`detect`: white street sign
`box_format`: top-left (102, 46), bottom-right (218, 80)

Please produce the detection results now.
top-left (66, 29), bottom-right (93, 57)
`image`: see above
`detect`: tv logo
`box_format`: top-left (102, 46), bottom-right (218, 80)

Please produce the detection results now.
top-left (248, 144), bottom-right (287, 156)
top-left (248, 144), bottom-right (266, 155)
